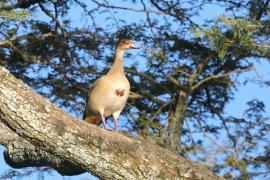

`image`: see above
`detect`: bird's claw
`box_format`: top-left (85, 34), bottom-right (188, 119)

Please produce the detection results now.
top-left (104, 127), bottom-right (118, 132)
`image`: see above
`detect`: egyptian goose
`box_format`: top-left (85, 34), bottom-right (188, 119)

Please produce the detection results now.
top-left (83, 39), bottom-right (140, 130)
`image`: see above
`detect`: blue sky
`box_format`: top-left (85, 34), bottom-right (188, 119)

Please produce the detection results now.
top-left (0, 1), bottom-right (269, 179)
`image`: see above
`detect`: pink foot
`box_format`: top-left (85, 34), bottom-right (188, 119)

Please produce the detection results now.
top-left (104, 127), bottom-right (113, 131)
top-left (100, 115), bottom-right (113, 131)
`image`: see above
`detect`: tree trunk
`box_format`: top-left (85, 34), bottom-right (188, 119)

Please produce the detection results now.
top-left (166, 90), bottom-right (188, 154)
top-left (0, 66), bottom-right (223, 180)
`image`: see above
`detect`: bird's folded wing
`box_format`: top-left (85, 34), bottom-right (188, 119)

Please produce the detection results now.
top-left (83, 76), bottom-right (106, 119)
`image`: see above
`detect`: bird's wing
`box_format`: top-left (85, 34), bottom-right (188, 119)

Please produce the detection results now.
top-left (83, 76), bottom-right (106, 120)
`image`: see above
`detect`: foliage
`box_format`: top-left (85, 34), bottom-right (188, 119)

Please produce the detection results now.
top-left (195, 16), bottom-right (270, 59)
top-left (0, 10), bottom-right (29, 20)
top-left (0, 1), bottom-right (30, 20)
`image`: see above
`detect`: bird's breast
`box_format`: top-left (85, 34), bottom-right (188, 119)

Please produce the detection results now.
top-left (87, 76), bottom-right (130, 117)
top-left (102, 79), bottom-right (129, 115)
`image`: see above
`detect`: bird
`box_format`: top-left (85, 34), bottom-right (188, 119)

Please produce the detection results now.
top-left (83, 39), bottom-right (140, 131)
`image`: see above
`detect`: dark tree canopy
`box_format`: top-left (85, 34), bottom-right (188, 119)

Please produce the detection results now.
top-left (0, 0), bottom-right (270, 179)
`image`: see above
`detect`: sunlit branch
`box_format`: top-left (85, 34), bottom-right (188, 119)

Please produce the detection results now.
top-left (166, 76), bottom-right (189, 92)
top-left (126, 69), bottom-right (172, 94)
top-left (191, 67), bottom-right (253, 92)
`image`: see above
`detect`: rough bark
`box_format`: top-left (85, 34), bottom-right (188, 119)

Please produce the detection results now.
top-left (0, 66), bottom-right (223, 179)
top-left (0, 122), bottom-right (84, 175)
top-left (165, 90), bottom-right (188, 154)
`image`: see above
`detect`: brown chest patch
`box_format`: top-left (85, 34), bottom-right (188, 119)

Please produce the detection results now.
top-left (115, 88), bottom-right (125, 97)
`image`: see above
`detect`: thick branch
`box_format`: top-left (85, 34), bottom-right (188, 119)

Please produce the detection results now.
top-left (0, 122), bottom-right (84, 175)
top-left (0, 66), bottom-right (222, 179)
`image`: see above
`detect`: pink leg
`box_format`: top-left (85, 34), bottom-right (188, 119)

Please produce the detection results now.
top-left (113, 117), bottom-right (118, 131)
top-left (101, 115), bottom-right (112, 131)
top-left (101, 115), bottom-right (107, 128)
top-left (113, 112), bottom-right (120, 131)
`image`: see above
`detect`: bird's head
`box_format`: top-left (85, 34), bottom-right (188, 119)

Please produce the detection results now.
top-left (117, 39), bottom-right (140, 51)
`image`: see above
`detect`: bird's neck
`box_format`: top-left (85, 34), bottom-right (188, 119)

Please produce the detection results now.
top-left (108, 48), bottom-right (125, 76)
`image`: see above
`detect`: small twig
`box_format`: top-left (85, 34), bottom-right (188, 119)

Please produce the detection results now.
top-left (90, 0), bottom-right (164, 14)
top-left (128, 90), bottom-right (166, 106)
top-left (74, 0), bottom-right (98, 26)
top-left (38, 2), bottom-right (65, 37)
top-left (150, 100), bottom-right (173, 121)
top-left (128, 91), bottom-right (144, 99)
top-left (140, 0), bottom-right (155, 36)
top-left (185, 119), bottom-right (196, 147)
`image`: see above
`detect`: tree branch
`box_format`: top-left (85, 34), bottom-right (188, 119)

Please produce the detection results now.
top-left (38, 2), bottom-right (65, 36)
top-left (191, 67), bottom-right (253, 92)
top-left (0, 122), bottom-right (84, 175)
top-left (167, 76), bottom-right (189, 92)
top-left (0, 65), bottom-right (222, 179)
top-left (126, 68), bottom-right (172, 94)
top-left (90, 0), bottom-right (164, 14)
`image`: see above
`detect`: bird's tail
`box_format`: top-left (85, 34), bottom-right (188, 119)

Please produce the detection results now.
top-left (84, 116), bottom-right (101, 125)
top-left (83, 100), bottom-right (101, 125)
